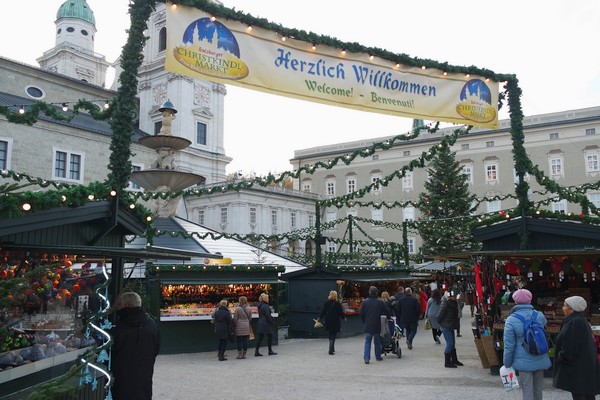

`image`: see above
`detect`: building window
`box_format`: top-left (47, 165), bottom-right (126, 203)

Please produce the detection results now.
top-left (326, 210), bottom-right (336, 223)
top-left (486, 141), bottom-right (494, 148)
top-left (552, 198), bottom-right (566, 214)
top-left (585, 128), bottom-right (596, 136)
top-left (308, 214), bottom-right (315, 228)
top-left (198, 209), bottom-right (205, 225)
top-left (249, 207), bottom-right (257, 224)
top-left (270, 210), bottom-right (278, 226)
top-left (128, 164), bottom-right (142, 190)
top-left (54, 150), bottom-right (83, 181)
top-left (154, 121), bottom-right (162, 134)
top-left (220, 207), bottom-right (228, 224)
top-left (158, 27), bottom-right (167, 52)
top-left (302, 180), bottom-right (312, 192)
top-left (196, 122), bottom-right (207, 145)
top-left (588, 193), bottom-right (600, 208)
top-left (372, 154), bottom-right (379, 160)
top-left (347, 208), bottom-right (358, 218)
top-left (485, 163), bottom-right (498, 182)
top-left (407, 238), bottom-right (415, 254)
top-left (585, 152), bottom-right (600, 173)
top-left (403, 206), bottom-right (415, 221)
top-left (346, 176), bottom-right (356, 194)
top-left (549, 132), bottom-right (559, 140)
top-left (290, 212), bottom-right (297, 228)
top-left (26, 86), bottom-right (45, 99)
top-left (371, 174), bottom-right (382, 194)
top-left (461, 143), bottom-right (470, 151)
top-left (403, 150), bottom-right (410, 157)
top-left (550, 157), bottom-right (563, 176)
top-left (371, 208), bottom-right (383, 222)
top-left (325, 178), bottom-right (336, 196)
top-left (486, 200), bottom-right (501, 213)
top-left (402, 172), bottom-right (413, 190)
top-left (327, 242), bottom-right (336, 253)
top-left (0, 140), bottom-right (8, 169)
top-left (462, 164), bottom-right (473, 184)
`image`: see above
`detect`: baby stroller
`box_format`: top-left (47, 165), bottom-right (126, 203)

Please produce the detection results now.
top-left (380, 316), bottom-right (403, 358)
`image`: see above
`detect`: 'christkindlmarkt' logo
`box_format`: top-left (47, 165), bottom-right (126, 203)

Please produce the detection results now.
top-left (173, 17), bottom-right (249, 80)
top-left (456, 79), bottom-right (497, 124)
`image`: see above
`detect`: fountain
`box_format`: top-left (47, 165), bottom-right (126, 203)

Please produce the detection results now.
top-left (130, 100), bottom-right (205, 216)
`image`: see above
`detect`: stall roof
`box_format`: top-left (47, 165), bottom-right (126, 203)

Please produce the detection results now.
top-left (126, 216), bottom-right (307, 273)
top-left (281, 266), bottom-right (412, 282)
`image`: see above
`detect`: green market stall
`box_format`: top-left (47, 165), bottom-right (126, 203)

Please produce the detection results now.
top-left (281, 265), bottom-right (413, 338)
top-left (147, 264), bottom-right (284, 354)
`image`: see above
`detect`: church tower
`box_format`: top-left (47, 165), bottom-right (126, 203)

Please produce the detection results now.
top-left (37, 0), bottom-right (110, 87)
top-left (131, 2), bottom-right (231, 185)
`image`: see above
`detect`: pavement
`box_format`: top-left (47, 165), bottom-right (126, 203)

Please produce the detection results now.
top-left (152, 317), bottom-right (579, 400)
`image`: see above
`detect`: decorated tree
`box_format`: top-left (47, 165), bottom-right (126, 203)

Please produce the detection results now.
top-left (417, 141), bottom-right (479, 257)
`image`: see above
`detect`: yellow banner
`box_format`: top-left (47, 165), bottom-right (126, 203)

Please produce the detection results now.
top-left (165, 3), bottom-right (499, 128)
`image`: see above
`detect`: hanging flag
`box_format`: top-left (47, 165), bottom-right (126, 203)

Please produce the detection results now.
top-left (474, 263), bottom-right (484, 304)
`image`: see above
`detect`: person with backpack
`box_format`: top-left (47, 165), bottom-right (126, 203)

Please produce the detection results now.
top-left (503, 288), bottom-right (551, 400)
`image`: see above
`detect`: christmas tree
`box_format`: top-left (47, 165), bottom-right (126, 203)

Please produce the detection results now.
top-left (417, 141), bottom-right (480, 256)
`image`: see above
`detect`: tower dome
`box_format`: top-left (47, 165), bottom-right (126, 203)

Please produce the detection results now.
top-left (56, 0), bottom-right (95, 26)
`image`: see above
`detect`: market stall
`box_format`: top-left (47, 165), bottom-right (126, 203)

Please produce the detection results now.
top-left (280, 265), bottom-right (414, 338)
top-left (470, 217), bottom-right (600, 375)
top-left (0, 200), bottom-right (196, 398)
top-left (148, 265), bottom-right (284, 354)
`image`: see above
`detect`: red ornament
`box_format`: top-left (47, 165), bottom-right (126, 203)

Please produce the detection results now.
top-left (580, 212), bottom-right (585, 218)
top-left (499, 211), bottom-right (505, 217)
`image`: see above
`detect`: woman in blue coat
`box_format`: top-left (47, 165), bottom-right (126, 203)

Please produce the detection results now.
top-left (503, 289), bottom-right (551, 400)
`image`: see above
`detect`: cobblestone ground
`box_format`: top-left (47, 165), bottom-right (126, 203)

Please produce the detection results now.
top-left (153, 317), bottom-right (589, 400)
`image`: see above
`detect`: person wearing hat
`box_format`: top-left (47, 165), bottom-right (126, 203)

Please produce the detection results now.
top-left (502, 288), bottom-right (551, 400)
top-left (553, 296), bottom-right (600, 400)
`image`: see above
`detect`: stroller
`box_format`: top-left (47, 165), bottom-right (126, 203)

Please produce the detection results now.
top-left (380, 316), bottom-right (403, 358)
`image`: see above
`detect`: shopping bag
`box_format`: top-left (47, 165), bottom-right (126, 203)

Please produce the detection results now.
top-left (313, 318), bottom-right (324, 328)
top-left (499, 365), bottom-right (520, 391)
top-left (424, 319), bottom-right (432, 330)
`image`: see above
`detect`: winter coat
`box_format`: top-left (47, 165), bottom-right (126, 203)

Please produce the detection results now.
top-left (234, 304), bottom-right (252, 336)
top-left (425, 298), bottom-right (442, 330)
top-left (111, 307), bottom-right (160, 400)
top-left (553, 311), bottom-right (600, 395)
top-left (502, 304), bottom-right (551, 372)
top-left (436, 298), bottom-right (459, 330)
top-left (319, 299), bottom-right (346, 333)
top-left (213, 305), bottom-right (232, 340)
top-left (256, 300), bottom-right (274, 335)
top-left (397, 294), bottom-right (421, 325)
top-left (359, 296), bottom-right (391, 334)
top-left (419, 291), bottom-right (428, 314)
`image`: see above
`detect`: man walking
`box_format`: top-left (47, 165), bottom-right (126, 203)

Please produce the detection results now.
top-left (359, 286), bottom-right (391, 364)
top-left (398, 287), bottom-right (421, 350)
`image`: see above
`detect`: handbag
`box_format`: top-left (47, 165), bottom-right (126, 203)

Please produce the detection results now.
top-left (249, 325), bottom-right (255, 341)
top-left (313, 318), bottom-right (324, 328)
top-left (424, 318), bottom-right (432, 330)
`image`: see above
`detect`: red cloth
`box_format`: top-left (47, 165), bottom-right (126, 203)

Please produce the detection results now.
top-left (419, 291), bottom-right (428, 313)
top-left (474, 263), bottom-right (483, 305)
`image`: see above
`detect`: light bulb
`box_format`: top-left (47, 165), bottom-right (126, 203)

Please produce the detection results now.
top-left (19, 106), bottom-right (25, 114)
top-left (62, 103), bottom-right (68, 112)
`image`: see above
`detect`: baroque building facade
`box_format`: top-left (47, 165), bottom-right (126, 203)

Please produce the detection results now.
top-left (290, 107), bottom-right (600, 258)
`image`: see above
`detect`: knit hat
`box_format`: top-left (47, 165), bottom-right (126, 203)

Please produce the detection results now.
top-left (512, 289), bottom-right (532, 304)
top-left (564, 296), bottom-right (587, 312)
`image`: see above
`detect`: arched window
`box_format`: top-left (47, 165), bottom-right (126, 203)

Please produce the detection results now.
top-left (159, 27), bottom-right (167, 52)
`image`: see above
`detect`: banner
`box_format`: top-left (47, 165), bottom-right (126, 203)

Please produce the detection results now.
top-left (165, 3), bottom-right (499, 128)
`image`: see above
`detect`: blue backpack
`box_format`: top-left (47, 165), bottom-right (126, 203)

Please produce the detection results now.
top-left (512, 310), bottom-right (549, 355)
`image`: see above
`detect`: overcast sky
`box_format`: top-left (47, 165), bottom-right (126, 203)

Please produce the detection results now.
top-left (1, 1), bottom-right (599, 175)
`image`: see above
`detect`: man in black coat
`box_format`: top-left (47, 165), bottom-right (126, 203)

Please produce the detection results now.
top-left (111, 292), bottom-right (161, 400)
top-left (397, 287), bottom-right (421, 350)
top-left (359, 286), bottom-right (391, 364)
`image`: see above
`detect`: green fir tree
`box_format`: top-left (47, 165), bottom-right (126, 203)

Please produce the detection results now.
top-left (417, 142), bottom-right (479, 257)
